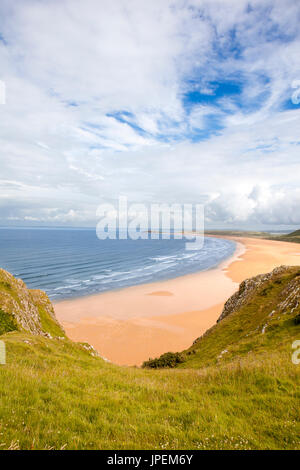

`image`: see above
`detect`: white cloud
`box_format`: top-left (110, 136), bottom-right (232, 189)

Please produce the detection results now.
top-left (0, 0), bottom-right (300, 227)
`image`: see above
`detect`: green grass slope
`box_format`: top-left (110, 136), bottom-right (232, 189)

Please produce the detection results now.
top-left (0, 268), bottom-right (299, 450)
top-left (273, 229), bottom-right (300, 243)
top-left (205, 228), bottom-right (300, 243)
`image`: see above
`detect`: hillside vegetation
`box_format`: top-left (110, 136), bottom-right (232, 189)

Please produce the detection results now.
top-left (0, 267), bottom-right (299, 450)
top-left (206, 228), bottom-right (300, 243)
top-left (273, 229), bottom-right (300, 243)
top-left (0, 269), bottom-right (65, 338)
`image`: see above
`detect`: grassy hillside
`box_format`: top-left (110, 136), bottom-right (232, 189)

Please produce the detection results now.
top-left (272, 229), bottom-right (300, 243)
top-left (205, 228), bottom-right (300, 243)
top-left (0, 268), bottom-right (299, 450)
top-left (205, 230), bottom-right (271, 238)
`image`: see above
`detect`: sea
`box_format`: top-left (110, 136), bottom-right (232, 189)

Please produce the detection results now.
top-left (0, 228), bottom-right (236, 301)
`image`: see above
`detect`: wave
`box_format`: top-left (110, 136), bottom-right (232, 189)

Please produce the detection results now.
top-left (0, 229), bottom-right (236, 300)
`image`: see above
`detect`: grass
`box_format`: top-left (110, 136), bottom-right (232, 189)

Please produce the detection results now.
top-left (0, 308), bottom-right (18, 336)
top-left (0, 266), bottom-right (299, 450)
top-left (0, 332), bottom-right (299, 450)
top-left (272, 230), bottom-right (300, 244)
top-left (37, 304), bottom-right (65, 337)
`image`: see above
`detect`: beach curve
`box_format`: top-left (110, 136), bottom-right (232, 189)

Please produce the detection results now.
top-left (54, 236), bottom-right (300, 366)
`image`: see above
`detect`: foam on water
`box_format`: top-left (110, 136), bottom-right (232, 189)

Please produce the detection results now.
top-left (0, 228), bottom-right (236, 300)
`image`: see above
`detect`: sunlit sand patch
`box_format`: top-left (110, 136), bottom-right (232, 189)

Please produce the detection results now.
top-left (146, 291), bottom-right (174, 296)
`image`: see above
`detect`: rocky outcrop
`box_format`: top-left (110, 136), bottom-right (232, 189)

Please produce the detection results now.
top-left (217, 265), bottom-right (298, 322)
top-left (276, 276), bottom-right (300, 315)
top-left (0, 268), bottom-right (64, 337)
top-left (193, 265), bottom-right (300, 345)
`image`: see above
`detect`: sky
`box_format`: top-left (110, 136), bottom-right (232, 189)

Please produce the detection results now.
top-left (0, 0), bottom-right (300, 230)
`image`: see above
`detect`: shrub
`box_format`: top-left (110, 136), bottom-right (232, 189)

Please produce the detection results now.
top-left (0, 308), bottom-right (18, 336)
top-left (294, 314), bottom-right (300, 325)
top-left (142, 352), bottom-right (185, 369)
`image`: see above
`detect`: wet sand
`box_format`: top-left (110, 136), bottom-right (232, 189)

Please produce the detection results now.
top-left (54, 237), bottom-right (300, 365)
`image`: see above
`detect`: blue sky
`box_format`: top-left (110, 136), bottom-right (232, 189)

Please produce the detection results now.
top-left (0, 0), bottom-right (300, 228)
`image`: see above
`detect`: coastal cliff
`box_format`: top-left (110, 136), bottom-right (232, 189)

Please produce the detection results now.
top-left (218, 265), bottom-right (300, 322)
top-left (0, 268), bottom-right (64, 338)
top-left (143, 265), bottom-right (300, 368)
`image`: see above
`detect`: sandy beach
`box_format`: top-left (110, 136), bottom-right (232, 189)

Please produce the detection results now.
top-left (54, 237), bottom-right (300, 366)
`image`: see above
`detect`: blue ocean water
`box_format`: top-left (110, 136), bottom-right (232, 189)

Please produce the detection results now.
top-left (0, 228), bottom-right (236, 301)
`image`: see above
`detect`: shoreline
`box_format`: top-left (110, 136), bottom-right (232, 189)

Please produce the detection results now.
top-left (54, 236), bottom-right (300, 366)
top-left (52, 235), bottom-right (241, 305)
top-left (50, 235), bottom-right (237, 303)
